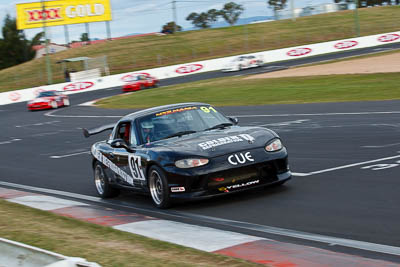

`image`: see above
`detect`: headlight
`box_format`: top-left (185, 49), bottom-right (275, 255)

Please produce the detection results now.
top-left (265, 139), bottom-right (282, 152)
top-left (175, 158), bottom-right (209, 168)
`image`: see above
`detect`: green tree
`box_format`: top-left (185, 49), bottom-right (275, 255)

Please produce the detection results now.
top-left (80, 33), bottom-right (89, 42)
top-left (219, 2), bottom-right (244, 26)
top-left (268, 0), bottom-right (287, 20)
top-left (0, 15), bottom-right (42, 70)
top-left (186, 12), bottom-right (211, 28)
top-left (207, 9), bottom-right (220, 25)
top-left (186, 9), bottom-right (222, 29)
top-left (161, 21), bottom-right (182, 34)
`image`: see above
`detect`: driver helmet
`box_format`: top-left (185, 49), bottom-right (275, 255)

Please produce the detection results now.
top-left (141, 120), bottom-right (154, 130)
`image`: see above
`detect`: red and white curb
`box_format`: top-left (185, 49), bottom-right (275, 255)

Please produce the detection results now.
top-left (0, 187), bottom-right (398, 267)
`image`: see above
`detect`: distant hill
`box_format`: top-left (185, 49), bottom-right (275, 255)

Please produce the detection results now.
top-left (123, 16), bottom-right (275, 36)
top-left (184, 16), bottom-right (274, 31)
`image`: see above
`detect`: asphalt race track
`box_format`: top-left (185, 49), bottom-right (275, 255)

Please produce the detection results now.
top-left (1, 45), bottom-right (400, 263)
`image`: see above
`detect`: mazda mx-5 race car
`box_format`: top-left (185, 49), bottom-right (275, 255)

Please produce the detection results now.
top-left (27, 90), bottom-right (70, 111)
top-left (84, 103), bottom-right (291, 208)
top-left (221, 55), bottom-right (264, 72)
top-left (122, 74), bottom-right (159, 92)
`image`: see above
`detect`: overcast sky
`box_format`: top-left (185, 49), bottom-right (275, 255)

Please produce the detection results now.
top-left (0, 0), bottom-right (332, 44)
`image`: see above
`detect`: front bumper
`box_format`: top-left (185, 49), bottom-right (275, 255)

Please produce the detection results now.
top-left (122, 85), bottom-right (140, 91)
top-left (165, 148), bottom-right (291, 200)
top-left (27, 103), bottom-right (52, 110)
top-left (170, 170), bottom-right (291, 200)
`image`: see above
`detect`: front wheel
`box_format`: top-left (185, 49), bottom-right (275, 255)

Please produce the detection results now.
top-left (94, 162), bottom-right (120, 198)
top-left (63, 98), bottom-right (70, 106)
top-left (148, 165), bottom-right (171, 209)
top-left (51, 101), bottom-right (58, 109)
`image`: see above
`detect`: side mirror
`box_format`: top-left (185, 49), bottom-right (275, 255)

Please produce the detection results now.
top-left (111, 139), bottom-right (134, 152)
top-left (228, 117), bottom-right (239, 125)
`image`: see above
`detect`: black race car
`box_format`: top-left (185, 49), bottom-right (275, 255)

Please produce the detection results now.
top-left (84, 103), bottom-right (291, 208)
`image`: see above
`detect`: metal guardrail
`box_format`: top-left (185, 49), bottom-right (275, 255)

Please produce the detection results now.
top-left (0, 238), bottom-right (101, 267)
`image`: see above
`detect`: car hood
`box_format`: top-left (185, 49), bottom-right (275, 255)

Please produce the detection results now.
top-left (149, 126), bottom-right (278, 157)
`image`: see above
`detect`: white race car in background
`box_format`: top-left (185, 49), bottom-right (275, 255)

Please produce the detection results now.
top-left (221, 55), bottom-right (264, 72)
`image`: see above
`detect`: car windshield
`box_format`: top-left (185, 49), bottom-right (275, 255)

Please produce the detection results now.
top-left (38, 91), bottom-right (57, 97)
top-left (137, 105), bottom-right (231, 144)
top-left (126, 76), bottom-right (139, 82)
top-left (233, 57), bottom-right (245, 62)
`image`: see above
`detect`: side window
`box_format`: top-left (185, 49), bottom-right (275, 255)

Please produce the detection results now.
top-left (115, 122), bottom-right (131, 145)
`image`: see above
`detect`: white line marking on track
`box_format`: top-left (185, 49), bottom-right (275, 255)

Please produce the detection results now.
top-left (0, 138), bottom-right (21, 145)
top-left (45, 109), bottom-right (121, 118)
top-left (16, 121), bottom-right (60, 128)
top-left (292, 154), bottom-right (400, 177)
top-left (362, 142), bottom-right (400, 148)
top-left (291, 172), bottom-right (311, 177)
top-left (258, 119), bottom-right (310, 127)
top-left (32, 132), bottom-right (60, 137)
top-left (79, 100), bottom-right (97, 106)
top-left (50, 151), bottom-right (90, 159)
top-left (1, 181), bottom-right (400, 256)
top-left (234, 111), bottom-right (400, 117)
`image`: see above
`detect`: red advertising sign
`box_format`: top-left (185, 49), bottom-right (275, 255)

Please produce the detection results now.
top-left (287, 48), bottom-right (312, 57)
top-left (63, 82), bottom-right (94, 91)
top-left (378, 34), bottom-right (400, 43)
top-left (9, 92), bottom-right (21, 101)
top-left (334, 40), bottom-right (358, 49)
top-left (176, 64), bottom-right (203, 74)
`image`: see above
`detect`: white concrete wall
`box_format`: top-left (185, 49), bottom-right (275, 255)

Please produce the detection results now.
top-left (1, 31), bottom-right (400, 106)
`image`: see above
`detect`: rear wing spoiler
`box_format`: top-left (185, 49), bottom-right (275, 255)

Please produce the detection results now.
top-left (82, 123), bottom-right (115, 138)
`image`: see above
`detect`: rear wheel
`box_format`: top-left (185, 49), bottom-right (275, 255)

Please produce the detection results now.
top-left (148, 165), bottom-right (171, 209)
top-left (139, 84), bottom-right (145, 90)
top-left (94, 162), bottom-right (120, 198)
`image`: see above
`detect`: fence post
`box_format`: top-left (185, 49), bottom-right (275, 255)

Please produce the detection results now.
top-left (157, 54), bottom-right (162, 65)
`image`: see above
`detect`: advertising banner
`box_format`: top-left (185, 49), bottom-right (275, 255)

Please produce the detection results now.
top-left (16, 0), bottom-right (112, 30)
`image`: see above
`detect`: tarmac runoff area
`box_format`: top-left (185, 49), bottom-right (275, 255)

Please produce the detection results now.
top-left (1, 187), bottom-right (399, 267)
top-left (245, 51), bottom-right (400, 79)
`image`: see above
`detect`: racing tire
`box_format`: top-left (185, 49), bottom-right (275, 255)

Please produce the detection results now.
top-left (153, 82), bottom-right (159, 88)
top-left (51, 101), bottom-right (58, 109)
top-left (63, 98), bottom-right (70, 107)
top-left (94, 162), bottom-right (120, 198)
top-left (148, 165), bottom-right (171, 209)
top-left (140, 84), bottom-right (145, 90)
top-left (238, 64), bottom-right (243, 71)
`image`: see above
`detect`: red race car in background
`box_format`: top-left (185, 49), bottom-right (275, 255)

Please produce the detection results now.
top-left (27, 91), bottom-right (70, 111)
top-left (122, 74), bottom-right (159, 92)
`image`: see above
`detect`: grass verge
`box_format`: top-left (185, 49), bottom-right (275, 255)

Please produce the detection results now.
top-left (96, 72), bottom-right (400, 109)
top-left (1, 6), bottom-right (400, 92)
top-left (0, 199), bottom-right (260, 267)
